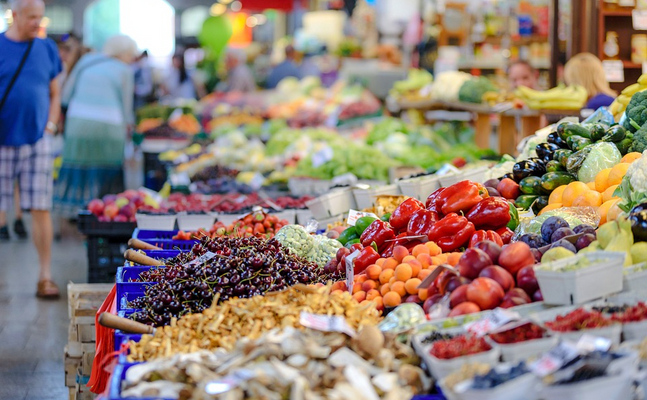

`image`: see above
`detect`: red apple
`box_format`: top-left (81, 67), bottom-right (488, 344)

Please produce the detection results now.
top-left (466, 277), bottom-right (504, 310)
top-left (516, 266), bottom-right (539, 297)
top-left (457, 248), bottom-right (493, 279)
top-left (132, 195), bottom-right (145, 208)
top-left (448, 302), bottom-right (481, 317)
top-left (87, 199), bottom-right (104, 216)
top-left (473, 240), bottom-right (502, 265)
top-left (113, 214), bottom-right (128, 222)
top-left (423, 294), bottom-right (445, 314)
top-left (500, 288), bottom-right (532, 309)
top-left (119, 203), bottom-right (136, 219)
top-left (533, 289), bottom-right (543, 302)
top-left (479, 266), bottom-right (514, 292)
top-left (123, 189), bottom-right (139, 200)
top-left (103, 204), bottom-right (119, 219)
top-left (449, 285), bottom-right (469, 308)
top-left (427, 283), bottom-right (440, 299)
top-left (445, 276), bottom-right (471, 293)
top-left (499, 242), bottom-right (535, 277)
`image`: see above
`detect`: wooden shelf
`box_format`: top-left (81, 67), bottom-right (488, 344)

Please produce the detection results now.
top-left (623, 60), bottom-right (643, 68)
top-left (601, 8), bottom-right (634, 17)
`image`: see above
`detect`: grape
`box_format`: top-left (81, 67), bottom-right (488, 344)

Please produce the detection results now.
top-left (549, 239), bottom-right (577, 253)
top-left (550, 227), bottom-right (575, 243)
top-left (541, 216), bottom-right (570, 242)
top-left (518, 233), bottom-right (547, 249)
top-left (575, 233), bottom-right (596, 251)
top-left (573, 224), bottom-right (596, 236)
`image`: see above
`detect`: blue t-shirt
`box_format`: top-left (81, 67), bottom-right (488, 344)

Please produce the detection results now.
top-left (585, 93), bottom-right (615, 111)
top-left (0, 33), bottom-right (62, 146)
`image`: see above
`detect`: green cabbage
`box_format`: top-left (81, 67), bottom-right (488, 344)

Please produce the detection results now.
top-left (577, 142), bottom-right (622, 183)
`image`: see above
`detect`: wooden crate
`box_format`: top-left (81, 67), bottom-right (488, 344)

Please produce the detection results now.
top-left (64, 346), bottom-right (82, 387)
top-left (67, 282), bottom-right (112, 319)
top-left (81, 351), bottom-right (95, 376)
top-left (69, 387), bottom-right (77, 400)
top-left (76, 324), bottom-right (96, 343)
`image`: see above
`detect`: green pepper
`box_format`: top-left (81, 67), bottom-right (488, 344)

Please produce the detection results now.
top-left (344, 238), bottom-right (361, 249)
top-left (355, 216), bottom-right (378, 236)
top-left (507, 202), bottom-right (519, 231)
top-left (338, 227), bottom-right (360, 245)
top-left (380, 213), bottom-right (391, 222)
top-left (515, 195), bottom-right (539, 211)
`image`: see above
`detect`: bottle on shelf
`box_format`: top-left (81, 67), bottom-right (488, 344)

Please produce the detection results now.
top-left (603, 31), bottom-right (620, 60)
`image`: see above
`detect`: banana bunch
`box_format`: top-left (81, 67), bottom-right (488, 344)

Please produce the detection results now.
top-left (609, 74), bottom-right (647, 119)
top-left (514, 85), bottom-right (587, 110)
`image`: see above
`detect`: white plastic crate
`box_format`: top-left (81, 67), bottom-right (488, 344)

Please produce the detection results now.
top-left (296, 209), bottom-right (314, 225)
top-left (540, 373), bottom-right (633, 400)
top-left (287, 177), bottom-right (332, 196)
top-left (458, 373), bottom-right (540, 400)
top-left (315, 213), bottom-right (347, 229)
top-left (352, 184), bottom-right (401, 209)
top-left (216, 212), bottom-right (244, 226)
top-left (486, 335), bottom-right (558, 364)
top-left (271, 209), bottom-right (296, 224)
top-left (306, 188), bottom-right (356, 220)
top-left (176, 213), bottom-right (216, 231)
top-left (438, 166), bottom-right (488, 187)
top-left (621, 320), bottom-right (647, 341)
top-left (534, 251), bottom-right (625, 305)
top-left (549, 324), bottom-right (622, 348)
top-left (135, 214), bottom-right (176, 231)
top-left (622, 262), bottom-right (647, 292)
top-left (397, 175), bottom-right (440, 201)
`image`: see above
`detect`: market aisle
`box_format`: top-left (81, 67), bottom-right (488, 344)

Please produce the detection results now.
top-left (0, 216), bottom-right (87, 400)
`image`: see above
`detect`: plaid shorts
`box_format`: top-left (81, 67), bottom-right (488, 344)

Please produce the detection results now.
top-left (0, 135), bottom-right (54, 211)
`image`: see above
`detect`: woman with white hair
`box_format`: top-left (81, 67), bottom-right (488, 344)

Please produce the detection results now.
top-left (53, 34), bottom-right (137, 218)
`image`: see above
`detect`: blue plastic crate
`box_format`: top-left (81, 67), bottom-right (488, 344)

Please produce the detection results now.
top-left (116, 266), bottom-right (157, 311)
top-left (117, 289), bottom-right (147, 312)
top-left (114, 310), bottom-right (143, 351)
top-left (142, 238), bottom-right (196, 251)
top-left (132, 228), bottom-right (178, 240)
top-left (123, 250), bottom-right (181, 268)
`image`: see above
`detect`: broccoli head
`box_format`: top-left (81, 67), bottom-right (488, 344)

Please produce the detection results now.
top-left (623, 91), bottom-right (647, 132)
top-left (630, 123), bottom-right (647, 154)
top-left (458, 77), bottom-right (497, 104)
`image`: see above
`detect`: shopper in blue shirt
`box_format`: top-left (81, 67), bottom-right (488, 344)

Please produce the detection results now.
top-left (0, 0), bottom-right (63, 298)
top-left (266, 45), bottom-right (302, 89)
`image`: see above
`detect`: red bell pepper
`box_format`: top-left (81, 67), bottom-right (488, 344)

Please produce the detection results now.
top-left (426, 188), bottom-right (446, 214)
top-left (359, 219), bottom-right (395, 252)
top-left (354, 246), bottom-right (380, 274)
top-left (496, 227), bottom-right (514, 245)
top-left (438, 181), bottom-right (489, 215)
top-left (427, 213), bottom-right (475, 252)
top-left (407, 209), bottom-right (439, 236)
top-left (350, 243), bottom-right (364, 252)
top-left (468, 230), bottom-right (504, 248)
top-left (465, 197), bottom-right (512, 231)
top-left (389, 197), bottom-right (425, 231)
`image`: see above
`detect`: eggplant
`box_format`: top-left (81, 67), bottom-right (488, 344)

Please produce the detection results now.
top-left (513, 159), bottom-right (544, 182)
top-left (536, 143), bottom-right (561, 162)
top-left (547, 132), bottom-right (569, 149)
top-left (630, 203), bottom-right (647, 242)
top-left (499, 173), bottom-right (515, 182)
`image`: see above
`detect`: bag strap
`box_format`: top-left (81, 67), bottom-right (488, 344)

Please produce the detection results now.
top-left (65, 56), bottom-right (112, 105)
top-left (0, 40), bottom-right (34, 112)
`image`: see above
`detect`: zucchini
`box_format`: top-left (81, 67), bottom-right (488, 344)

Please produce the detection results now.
top-left (602, 125), bottom-right (626, 142)
top-left (566, 135), bottom-right (592, 151)
top-left (531, 196), bottom-right (549, 215)
top-left (559, 122), bottom-right (591, 141)
top-left (615, 138), bottom-right (633, 155)
top-left (515, 195), bottom-right (539, 211)
top-left (545, 160), bottom-right (565, 172)
top-left (553, 149), bottom-right (573, 168)
top-left (588, 123), bottom-right (607, 142)
top-left (519, 176), bottom-right (543, 195)
top-left (541, 172), bottom-right (576, 192)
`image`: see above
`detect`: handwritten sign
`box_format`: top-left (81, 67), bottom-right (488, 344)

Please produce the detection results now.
top-left (346, 209), bottom-right (379, 226)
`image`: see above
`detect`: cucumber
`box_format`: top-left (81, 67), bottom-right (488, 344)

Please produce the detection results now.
top-left (588, 123), bottom-right (607, 142)
top-left (602, 125), bottom-right (626, 142)
top-left (553, 149), bottom-right (573, 168)
top-left (515, 195), bottom-right (539, 211)
top-left (541, 172), bottom-right (576, 192)
top-left (559, 122), bottom-right (591, 141)
top-left (615, 138), bottom-right (632, 155)
top-left (566, 135), bottom-right (592, 151)
top-left (545, 160), bottom-right (565, 172)
top-left (519, 176), bottom-right (543, 195)
top-left (531, 196), bottom-right (549, 215)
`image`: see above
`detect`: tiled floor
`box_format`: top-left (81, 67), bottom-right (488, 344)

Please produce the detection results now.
top-left (0, 215), bottom-right (89, 400)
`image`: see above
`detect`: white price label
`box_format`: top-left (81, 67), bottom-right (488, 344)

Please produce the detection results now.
top-left (312, 146), bottom-right (334, 168)
top-left (634, 9), bottom-right (647, 29)
top-left (300, 312), bottom-right (356, 337)
top-left (530, 341), bottom-right (580, 377)
top-left (345, 250), bottom-right (360, 294)
top-left (602, 60), bottom-right (625, 83)
top-left (465, 309), bottom-right (521, 336)
top-left (183, 251), bottom-right (217, 268)
top-left (576, 334), bottom-right (611, 353)
top-left (346, 209), bottom-right (379, 226)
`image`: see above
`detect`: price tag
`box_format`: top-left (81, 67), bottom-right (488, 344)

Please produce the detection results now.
top-left (576, 334), bottom-right (611, 353)
top-left (299, 312), bottom-right (356, 337)
top-left (183, 251), bottom-right (217, 268)
top-left (345, 250), bottom-right (360, 294)
top-left (169, 172), bottom-right (191, 186)
top-left (634, 9), bottom-right (647, 29)
top-left (465, 308), bottom-right (521, 336)
top-left (602, 60), bottom-right (625, 83)
top-left (530, 340), bottom-right (580, 377)
top-left (417, 264), bottom-right (458, 290)
top-left (346, 209), bottom-right (379, 226)
top-left (312, 146), bottom-right (334, 168)
top-left (168, 108), bottom-right (183, 122)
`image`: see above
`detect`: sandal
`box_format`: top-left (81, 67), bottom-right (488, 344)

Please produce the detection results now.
top-left (36, 280), bottom-right (60, 299)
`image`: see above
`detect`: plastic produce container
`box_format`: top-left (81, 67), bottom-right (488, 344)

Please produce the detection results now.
top-left (135, 213), bottom-right (177, 231)
top-left (486, 335), bottom-right (558, 364)
top-left (296, 209), bottom-right (314, 225)
top-left (271, 209), bottom-right (296, 224)
top-left (458, 373), bottom-right (540, 400)
top-left (622, 262), bottom-right (647, 292)
top-left (353, 184), bottom-right (400, 209)
top-left (306, 188), bottom-right (356, 219)
top-left (397, 175), bottom-right (440, 201)
top-left (215, 212), bottom-right (245, 226)
top-left (438, 167), bottom-right (488, 187)
top-left (540, 373), bottom-right (633, 400)
top-left (176, 213), bottom-right (216, 231)
top-left (534, 251), bottom-right (624, 305)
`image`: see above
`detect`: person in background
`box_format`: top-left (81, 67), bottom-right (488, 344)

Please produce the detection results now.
top-left (564, 52), bottom-right (616, 110)
top-left (266, 45), bottom-right (302, 89)
top-left (162, 52), bottom-right (206, 100)
top-left (53, 35), bottom-right (137, 223)
top-left (508, 60), bottom-right (539, 90)
top-left (299, 51), bottom-right (321, 79)
top-left (57, 32), bottom-right (83, 88)
top-left (222, 48), bottom-right (256, 92)
top-left (133, 50), bottom-right (154, 109)
top-left (0, 0), bottom-right (62, 297)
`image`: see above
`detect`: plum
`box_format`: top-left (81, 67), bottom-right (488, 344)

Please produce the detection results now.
top-left (575, 233), bottom-right (596, 251)
top-left (573, 224), bottom-right (596, 236)
top-left (550, 227), bottom-right (575, 243)
top-left (549, 239), bottom-right (577, 253)
top-left (487, 187), bottom-right (501, 197)
top-left (541, 216), bottom-right (570, 242)
top-left (518, 233), bottom-right (547, 249)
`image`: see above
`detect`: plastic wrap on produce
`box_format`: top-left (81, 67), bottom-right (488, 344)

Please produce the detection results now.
top-left (515, 207), bottom-right (600, 237)
top-left (378, 303), bottom-right (426, 334)
top-left (582, 107), bottom-right (615, 126)
top-left (577, 142), bottom-right (622, 183)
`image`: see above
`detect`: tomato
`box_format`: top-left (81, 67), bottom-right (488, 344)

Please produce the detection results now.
top-left (496, 178), bottom-right (521, 200)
